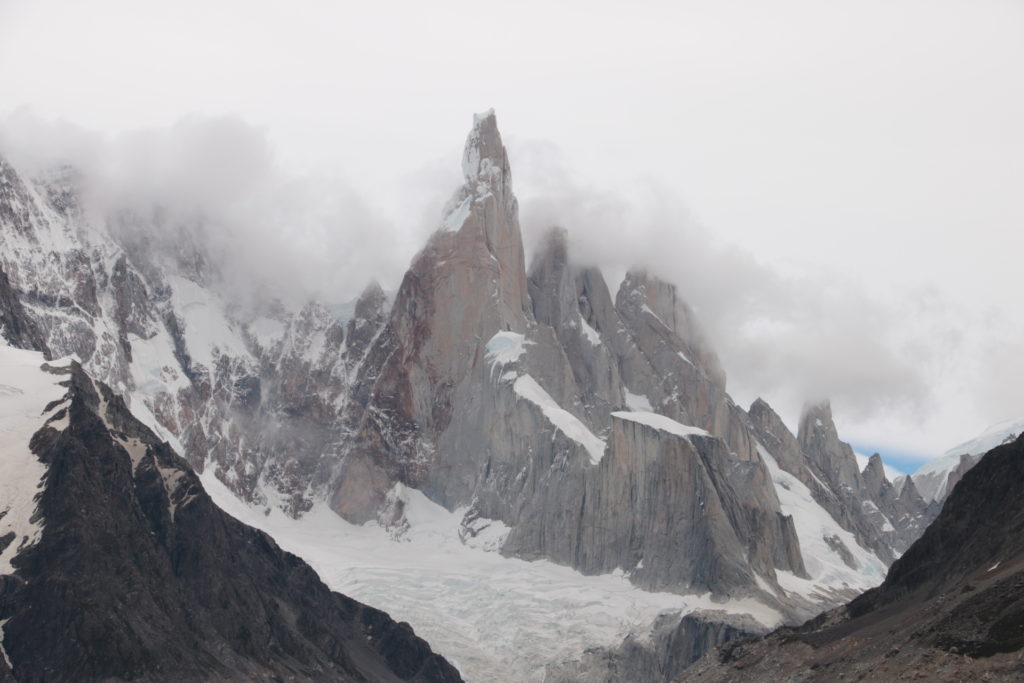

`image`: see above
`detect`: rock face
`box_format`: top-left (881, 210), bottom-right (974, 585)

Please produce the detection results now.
top-left (332, 112), bottom-right (816, 604)
top-left (546, 611), bottom-right (762, 683)
top-left (684, 434), bottom-right (1024, 682)
top-left (0, 352), bottom-right (462, 682)
top-left (750, 398), bottom-right (934, 565)
top-left (0, 265), bottom-right (48, 355)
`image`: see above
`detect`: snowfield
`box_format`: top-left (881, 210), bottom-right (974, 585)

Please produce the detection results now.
top-left (0, 346), bottom-right (73, 575)
top-left (200, 471), bottom-right (783, 682)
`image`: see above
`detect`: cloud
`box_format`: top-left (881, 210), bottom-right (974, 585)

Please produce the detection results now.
top-left (0, 110), bottom-right (413, 307)
top-left (513, 139), bottom-right (1015, 456)
top-left (1, 111), bottom-right (1016, 460)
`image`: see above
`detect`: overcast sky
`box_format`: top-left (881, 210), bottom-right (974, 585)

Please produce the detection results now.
top-left (2, 0), bottom-right (1022, 471)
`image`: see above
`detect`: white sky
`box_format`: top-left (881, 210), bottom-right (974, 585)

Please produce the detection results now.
top-left (2, 0), bottom-right (1022, 470)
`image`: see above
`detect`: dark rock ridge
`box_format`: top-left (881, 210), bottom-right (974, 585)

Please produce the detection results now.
top-left (0, 358), bottom-right (462, 682)
top-left (684, 434), bottom-right (1024, 682)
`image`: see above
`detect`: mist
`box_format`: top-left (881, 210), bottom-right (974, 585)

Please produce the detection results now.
top-left (0, 109), bottom-right (416, 308)
top-left (512, 141), bottom-right (1024, 463)
top-left (2, 108), bottom-right (1021, 467)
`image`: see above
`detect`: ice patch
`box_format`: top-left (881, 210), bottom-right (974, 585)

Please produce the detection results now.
top-left (623, 391), bottom-right (654, 413)
top-left (441, 196), bottom-right (472, 233)
top-left (640, 304), bottom-right (668, 329)
top-left (514, 375), bottom-right (606, 465)
top-left (485, 331), bottom-right (531, 369)
top-left (611, 411), bottom-right (710, 440)
top-left (579, 316), bottom-right (601, 346)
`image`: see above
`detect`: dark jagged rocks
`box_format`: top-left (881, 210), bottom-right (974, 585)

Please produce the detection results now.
top-left (684, 435), bottom-right (1024, 682)
top-left (0, 361), bottom-right (462, 683)
top-left (0, 266), bottom-right (48, 356)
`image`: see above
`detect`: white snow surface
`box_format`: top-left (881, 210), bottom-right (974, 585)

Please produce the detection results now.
top-left (939, 415), bottom-right (1024, 462)
top-left (513, 375), bottom-right (606, 465)
top-left (911, 415), bottom-right (1024, 501)
top-left (199, 472), bottom-right (783, 682)
top-left (167, 275), bottom-right (252, 368)
top-left (0, 346), bottom-right (73, 575)
top-left (485, 331), bottom-right (530, 369)
top-left (757, 444), bottom-right (887, 599)
top-left (440, 195), bottom-right (472, 233)
top-left (611, 410), bottom-right (710, 439)
top-left (127, 328), bottom-right (190, 397)
top-left (623, 390), bottom-right (654, 413)
top-left (579, 316), bottom-right (601, 346)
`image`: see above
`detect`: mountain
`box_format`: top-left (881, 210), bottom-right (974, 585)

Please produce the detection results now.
top-left (0, 111), bottom-right (941, 678)
top-left (0, 344), bottom-right (461, 682)
top-left (684, 433), bottom-right (1024, 682)
top-left (911, 416), bottom-right (1024, 503)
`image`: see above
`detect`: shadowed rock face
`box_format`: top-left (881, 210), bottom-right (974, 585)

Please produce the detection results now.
top-left (684, 435), bottom-right (1024, 682)
top-left (0, 361), bottom-right (462, 683)
top-left (0, 265), bottom-right (48, 355)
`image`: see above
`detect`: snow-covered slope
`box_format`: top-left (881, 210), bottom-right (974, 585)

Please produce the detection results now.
top-left (0, 347), bottom-right (74, 574)
top-left (200, 471), bottom-right (782, 682)
top-left (757, 445), bottom-right (887, 601)
top-left (913, 416), bottom-right (1024, 502)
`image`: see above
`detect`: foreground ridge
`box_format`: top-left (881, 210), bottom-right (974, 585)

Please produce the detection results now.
top-left (0, 346), bottom-right (462, 682)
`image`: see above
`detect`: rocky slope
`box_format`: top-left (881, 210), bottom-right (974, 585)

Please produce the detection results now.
top-left (684, 434), bottom-right (1024, 682)
top-left (0, 344), bottom-right (461, 682)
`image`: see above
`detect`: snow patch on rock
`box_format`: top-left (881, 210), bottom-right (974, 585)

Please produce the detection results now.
top-left (611, 411), bottom-right (710, 440)
top-left (758, 444), bottom-right (887, 597)
top-left (514, 375), bottom-right (606, 465)
top-left (624, 390), bottom-right (654, 413)
top-left (485, 331), bottom-right (531, 369)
